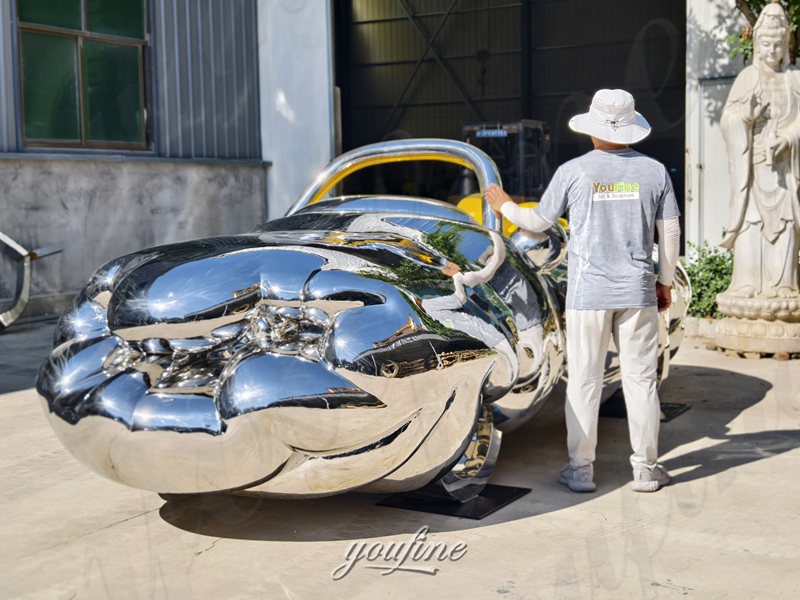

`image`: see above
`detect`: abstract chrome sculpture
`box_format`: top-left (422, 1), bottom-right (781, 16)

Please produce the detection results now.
top-left (37, 139), bottom-right (690, 501)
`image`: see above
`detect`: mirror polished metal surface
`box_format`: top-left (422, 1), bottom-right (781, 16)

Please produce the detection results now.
top-left (37, 139), bottom-right (690, 501)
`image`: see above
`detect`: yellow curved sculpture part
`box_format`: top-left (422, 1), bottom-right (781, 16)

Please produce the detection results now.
top-left (308, 153), bottom-right (475, 205)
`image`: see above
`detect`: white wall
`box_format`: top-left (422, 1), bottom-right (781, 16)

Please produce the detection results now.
top-left (258, 0), bottom-right (336, 219)
top-left (685, 1), bottom-right (748, 252)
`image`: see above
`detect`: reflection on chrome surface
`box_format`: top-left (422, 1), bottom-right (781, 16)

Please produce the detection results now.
top-left (37, 139), bottom-right (690, 502)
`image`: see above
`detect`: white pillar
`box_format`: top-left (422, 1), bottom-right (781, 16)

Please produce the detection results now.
top-left (258, 0), bottom-right (336, 219)
top-left (685, 1), bottom-right (747, 252)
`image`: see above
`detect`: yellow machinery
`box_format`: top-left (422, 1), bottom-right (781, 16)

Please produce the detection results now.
top-left (454, 120), bottom-right (567, 233)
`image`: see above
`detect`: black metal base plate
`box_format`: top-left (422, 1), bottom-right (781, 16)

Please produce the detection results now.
top-left (659, 402), bottom-right (691, 421)
top-left (376, 484), bottom-right (531, 520)
top-left (599, 392), bottom-right (690, 422)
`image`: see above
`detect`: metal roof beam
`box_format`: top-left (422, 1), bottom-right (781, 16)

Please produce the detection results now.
top-left (394, 0), bottom-right (486, 125)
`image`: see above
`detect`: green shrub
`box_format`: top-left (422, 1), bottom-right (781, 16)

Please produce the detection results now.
top-left (683, 241), bottom-right (733, 320)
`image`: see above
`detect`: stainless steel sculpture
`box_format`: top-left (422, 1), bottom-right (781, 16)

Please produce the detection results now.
top-left (37, 139), bottom-right (690, 501)
top-left (1, 231), bottom-right (63, 332)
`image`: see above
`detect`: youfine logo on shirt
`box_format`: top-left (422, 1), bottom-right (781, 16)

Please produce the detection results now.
top-left (592, 181), bottom-right (640, 201)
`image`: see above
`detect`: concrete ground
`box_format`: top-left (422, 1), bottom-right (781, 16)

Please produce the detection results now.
top-left (1, 317), bottom-right (799, 599)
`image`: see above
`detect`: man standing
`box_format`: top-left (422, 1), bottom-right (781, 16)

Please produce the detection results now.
top-left (485, 89), bottom-right (681, 493)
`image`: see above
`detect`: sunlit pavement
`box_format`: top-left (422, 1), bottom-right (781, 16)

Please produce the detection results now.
top-left (2, 317), bottom-right (799, 599)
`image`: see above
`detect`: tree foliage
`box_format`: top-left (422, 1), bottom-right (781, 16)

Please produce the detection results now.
top-left (728, 0), bottom-right (800, 63)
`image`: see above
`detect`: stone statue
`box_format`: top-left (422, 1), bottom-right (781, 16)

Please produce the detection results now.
top-left (717, 2), bottom-right (800, 354)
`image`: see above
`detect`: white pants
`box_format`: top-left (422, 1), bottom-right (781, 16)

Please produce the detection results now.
top-left (565, 306), bottom-right (660, 471)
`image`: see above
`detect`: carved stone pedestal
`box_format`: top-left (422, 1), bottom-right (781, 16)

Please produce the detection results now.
top-left (715, 294), bottom-right (800, 353)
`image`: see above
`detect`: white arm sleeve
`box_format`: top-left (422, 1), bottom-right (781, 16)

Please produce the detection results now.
top-left (656, 217), bottom-right (681, 286)
top-left (500, 202), bottom-right (553, 232)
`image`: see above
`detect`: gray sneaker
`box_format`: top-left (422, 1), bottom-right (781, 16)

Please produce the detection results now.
top-left (558, 464), bottom-right (596, 493)
top-left (631, 464), bottom-right (671, 492)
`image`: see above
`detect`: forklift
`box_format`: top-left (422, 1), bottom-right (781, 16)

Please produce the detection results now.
top-left (460, 119), bottom-right (553, 201)
top-left (454, 119), bottom-right (555, 233)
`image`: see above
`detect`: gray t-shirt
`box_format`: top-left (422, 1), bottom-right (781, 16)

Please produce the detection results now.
top-left (534, 148), bottom-right (680, 310)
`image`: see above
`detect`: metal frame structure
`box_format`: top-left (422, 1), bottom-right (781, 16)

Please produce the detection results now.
top-left (0, 231), bottom-right (62, 331)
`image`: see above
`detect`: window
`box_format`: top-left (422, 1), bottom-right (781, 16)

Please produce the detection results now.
top-left (17, 0), bottom-right (149, 150)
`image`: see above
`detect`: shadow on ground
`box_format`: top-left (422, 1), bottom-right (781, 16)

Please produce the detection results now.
top-left (159, 363), bottom-right (799, 541)
top-left (656, 363), bottom-right (797, 485)
top-left (0, 318), bottom-right (57, 394)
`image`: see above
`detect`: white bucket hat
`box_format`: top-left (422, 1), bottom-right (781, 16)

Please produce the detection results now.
top-left (569, 89), bottom-right (651, 144)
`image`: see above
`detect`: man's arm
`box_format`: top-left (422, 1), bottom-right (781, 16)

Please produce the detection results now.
top-left (484, 184), bottom-right (554, 232)
top-left (655, 217), bottom-right (681, 312)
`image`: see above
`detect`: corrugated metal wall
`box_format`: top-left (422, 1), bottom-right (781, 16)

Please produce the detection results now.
top-left (0, 0), bottom-right (18, 153)
top-left (338, 0), bottom-right (685, 173)
top-left (154, 0), bottom-right (260, 159)
top-left (344, 0), bottom-right (521, 148)
top-left (530, 0), bottom-right (685, 167)
top-left (0, 0), bottom-right (261, 158)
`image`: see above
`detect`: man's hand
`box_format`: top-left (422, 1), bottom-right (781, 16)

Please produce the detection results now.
top-left (656, 282), bottom-right (672, 312)
top-left (484, 183), bottom-right (512, 214)
top-left (441, 261), bottom-right (462, 277)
